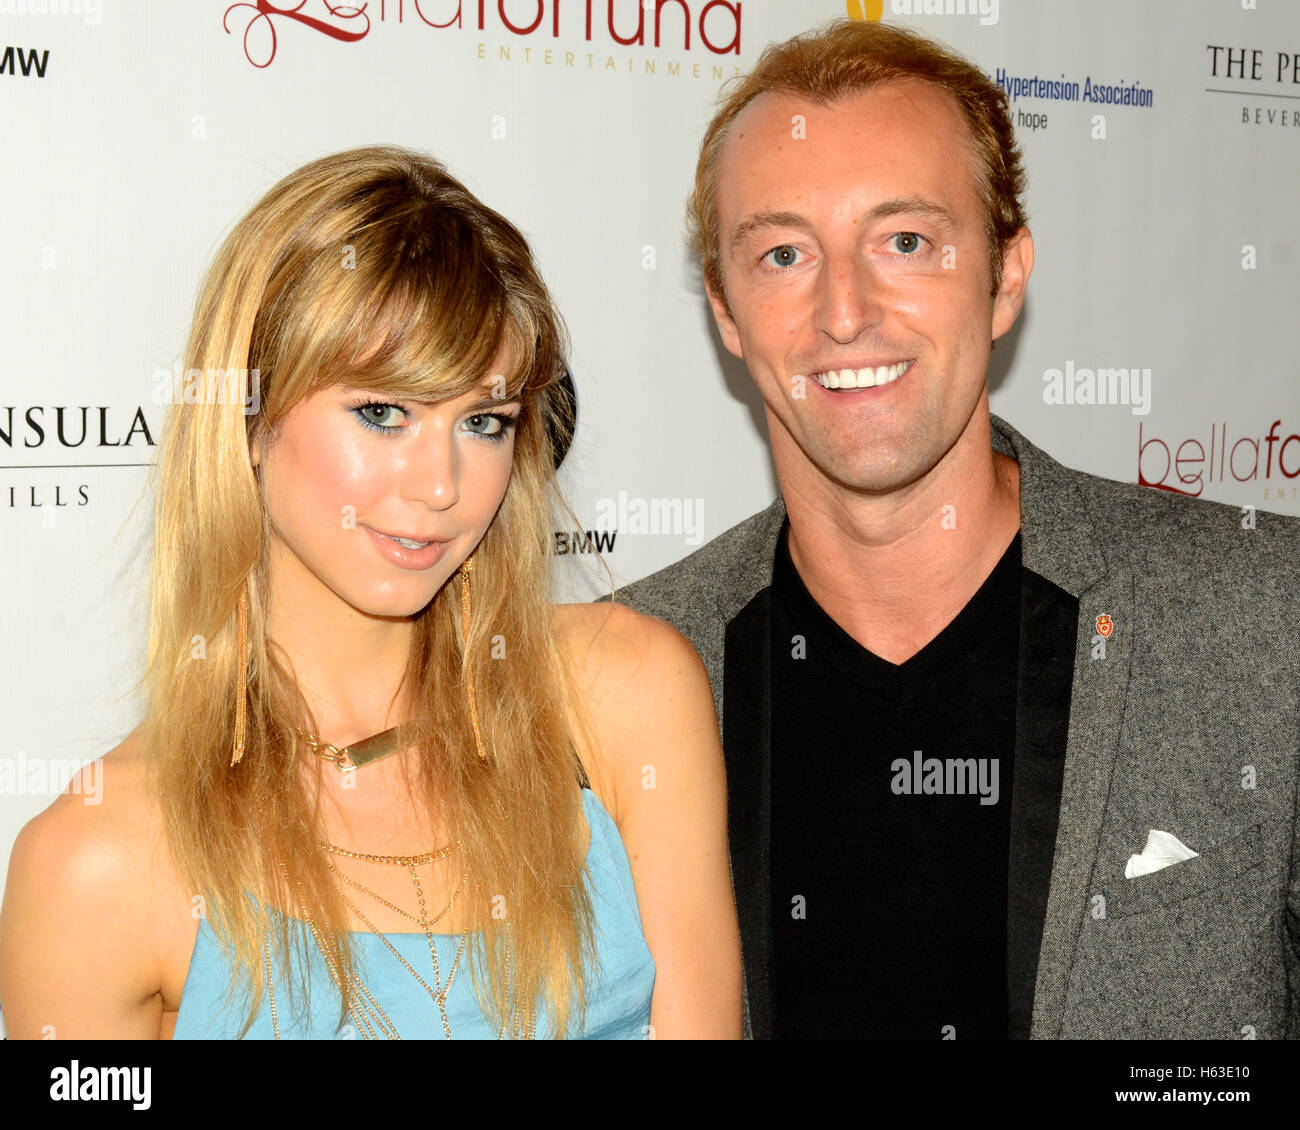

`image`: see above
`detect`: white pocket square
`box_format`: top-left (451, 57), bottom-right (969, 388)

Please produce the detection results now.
top-left (1124, 829), bottom-right (1199, 879)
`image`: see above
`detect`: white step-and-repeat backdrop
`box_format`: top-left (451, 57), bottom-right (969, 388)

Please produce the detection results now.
top-left (1, 0), bottom-right (1297, 1036)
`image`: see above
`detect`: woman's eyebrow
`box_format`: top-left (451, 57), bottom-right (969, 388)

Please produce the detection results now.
top-left (399, 390), bottom-right (523, 410)
top-left (463, 391), bottom-right (523, 411)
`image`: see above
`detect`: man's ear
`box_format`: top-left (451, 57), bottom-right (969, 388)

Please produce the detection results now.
top-left (705, 276), bottom-right (744, 360)
top-left (992, 225), bottom-right (1034, 342)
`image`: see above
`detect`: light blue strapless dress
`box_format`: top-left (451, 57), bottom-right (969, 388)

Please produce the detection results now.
top-left (172, 788), bottom-right (655, 1039)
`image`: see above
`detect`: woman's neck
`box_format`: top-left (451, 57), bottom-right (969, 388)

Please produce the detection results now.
top-left (264, 538), bottom-right (415, 745)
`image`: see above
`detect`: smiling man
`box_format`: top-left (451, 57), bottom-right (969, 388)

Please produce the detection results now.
top-left (609, 19), bottom-right (1300, 1040)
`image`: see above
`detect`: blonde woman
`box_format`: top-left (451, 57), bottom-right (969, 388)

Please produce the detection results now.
top-left (0, 146), bottom-right (741, 1039)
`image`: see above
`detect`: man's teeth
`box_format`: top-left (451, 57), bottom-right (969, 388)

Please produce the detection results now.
top-left (389, 535), bottom-right (431, 549)
top-left (815, 361), bottom-right (910, 390)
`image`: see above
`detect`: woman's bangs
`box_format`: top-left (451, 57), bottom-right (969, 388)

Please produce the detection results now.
top-left (324, 249), bottom-right (531, 404)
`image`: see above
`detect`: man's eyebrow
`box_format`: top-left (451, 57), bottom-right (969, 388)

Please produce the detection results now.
top-left (729, 196), bottom-right (959, 252)
top-left (730, 210), bottom-right (810, 252)
top-left (867, 196), bottom-right (959, 228)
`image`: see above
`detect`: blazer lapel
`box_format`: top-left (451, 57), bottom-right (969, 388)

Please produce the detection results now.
top-left (1027, 564), bottom-right (1135, 1036)
top-left (989, 415), bottom-right (1134, 1039)
top-left (1007, 570), bottom-right (1077, 1037)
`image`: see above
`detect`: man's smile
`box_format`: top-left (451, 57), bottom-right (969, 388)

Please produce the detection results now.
top-left (806, 360), bottom-right (913, 390)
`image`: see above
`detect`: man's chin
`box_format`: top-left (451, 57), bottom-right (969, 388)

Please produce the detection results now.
top-left (810, 448), bottom-right (932, 496)
top-left (837, 472), bottom-right (925, 496)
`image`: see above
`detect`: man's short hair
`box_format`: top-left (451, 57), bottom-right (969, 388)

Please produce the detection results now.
top-left (688, 19), bottom-right (1028, 304)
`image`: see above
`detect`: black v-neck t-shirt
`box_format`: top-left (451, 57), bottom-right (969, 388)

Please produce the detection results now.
top-left (769, 520), bottom-right (1022, 1039)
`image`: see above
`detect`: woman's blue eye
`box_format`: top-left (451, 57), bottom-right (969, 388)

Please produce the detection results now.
top-left (352, 402), bottom-right (406, 432)
top-left (348, 401), bottom-right (517, 442)
top-left (464, 413), bottom-right (518, 443)
top-left (762, 245), bottom-right (801, 269)
top-left (891, 232), bottom-right (926, 255)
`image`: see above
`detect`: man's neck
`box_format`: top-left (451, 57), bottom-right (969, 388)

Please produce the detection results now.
top-left (779, 412), bottom-right (1022, 666)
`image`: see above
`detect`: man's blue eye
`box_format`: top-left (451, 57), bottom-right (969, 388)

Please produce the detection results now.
top-left (763, 245), bottom-right (800, 269)
top-left (892, 232), bottom-right (925, 254)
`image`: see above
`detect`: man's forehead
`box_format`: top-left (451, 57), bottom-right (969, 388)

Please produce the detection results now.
top-left (716, 81), bottom-right (978, 216)
top-left (732, 79), bottom-right (965, 138)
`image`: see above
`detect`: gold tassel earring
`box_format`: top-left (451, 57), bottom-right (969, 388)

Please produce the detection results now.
top-left (458, 555), bottom-right (488, 761)
top-left (230, 581), bottom-right (249, 767)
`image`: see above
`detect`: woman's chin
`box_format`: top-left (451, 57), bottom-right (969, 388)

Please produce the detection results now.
top-left (344, 584), bottom-right (440, 622)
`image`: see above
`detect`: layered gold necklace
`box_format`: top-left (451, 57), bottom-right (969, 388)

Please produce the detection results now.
top-left (257, 729), bottom-right (537, 1039)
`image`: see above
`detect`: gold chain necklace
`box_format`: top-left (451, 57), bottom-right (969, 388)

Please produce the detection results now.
top-left (329, 861), bottom-right (465, 926)
top-left (271, 859), bottom-right (405, 1039)
top-left (336, 887), bottom-right (469, 1033)
top-left (320, 836), bottom-right (464, 1031)
top-left (297, 727), bottom-right (406, 772)
top-left (318, 838), bottom-right (460, 867)
top-left (265, 853), bottom-right (536, 1039)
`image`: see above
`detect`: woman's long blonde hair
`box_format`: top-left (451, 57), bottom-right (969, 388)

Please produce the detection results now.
top-left (142, 145), bottom-right (597, 1038)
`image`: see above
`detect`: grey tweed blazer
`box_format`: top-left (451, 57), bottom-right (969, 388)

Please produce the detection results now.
top-left (605, 412), bottom-right (1300, 1039)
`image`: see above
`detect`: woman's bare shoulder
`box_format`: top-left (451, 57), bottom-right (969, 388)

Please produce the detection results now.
top-left (553, 601), bottom-right (708, 711)
top-left (551, 602), bottom-right (719, 821)
top-left (554, 599), bottom-right (663, 665)
top-left (11, 731), bottom-right (157, 882)
top-left (554, 599), bottom-right (706, 661)
top-left (0, 730), bottom-right (173, 1037)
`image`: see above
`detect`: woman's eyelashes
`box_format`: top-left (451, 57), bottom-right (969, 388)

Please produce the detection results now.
top-left (463, 411), bottom-right (519, 443)
top-left (350, 400), bottom-right (408, 433)
top-left (347, 398), bottom-right (519, 443)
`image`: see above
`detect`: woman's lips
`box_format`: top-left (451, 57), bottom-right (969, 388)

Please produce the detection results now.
top-left (362, 525), bottom-right (452, 571)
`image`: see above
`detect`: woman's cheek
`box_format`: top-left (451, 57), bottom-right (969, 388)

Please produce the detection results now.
top-left (299, 421), bottom-right (390, 515)
top-left (474, 439), bottom-right (516, 511)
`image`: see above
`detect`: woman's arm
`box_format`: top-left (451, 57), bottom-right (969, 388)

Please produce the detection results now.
top-left (0, 755), bottom-right (167, 1039)
top-left (563, 602), bottom-right (742, 1039)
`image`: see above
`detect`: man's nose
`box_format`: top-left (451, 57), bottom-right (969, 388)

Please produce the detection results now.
top-left (814, 250), bottom-right (886, 344)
